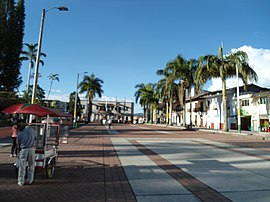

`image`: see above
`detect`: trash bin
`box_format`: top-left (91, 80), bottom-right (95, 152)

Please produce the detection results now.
top-left (258, 126), bottom-right (261, 132)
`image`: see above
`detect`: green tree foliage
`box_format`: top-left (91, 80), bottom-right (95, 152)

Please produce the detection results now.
top-left (79, 73), bottom-right (104, 123)
top-left (135, 83), bottom-right (160, 123)
top-left (0, 0), bottom-right (25, 91)
top-left (68, 91), bottom-right (82, 119)
top-left (0, 91), bottom-right (19, 110)
top-left (20, 43), bottom-right (46, 94)
top-left (21, 84), bottom-right (45, 103)
top-left (196, 46), bottom-right (258, 131)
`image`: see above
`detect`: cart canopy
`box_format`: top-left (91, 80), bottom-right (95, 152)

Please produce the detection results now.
top-left (2, 103), bottom-right (71, 117)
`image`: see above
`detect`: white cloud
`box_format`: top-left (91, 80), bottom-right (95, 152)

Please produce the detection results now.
top-left (207, 45), bottom-right (270, 91)
top-left (51, 89), bottom-right (62, 93)
top-left (48, 93), bottom-right (70, 102)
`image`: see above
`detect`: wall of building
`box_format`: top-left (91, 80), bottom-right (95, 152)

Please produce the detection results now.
top-left (80, 99), bottom-right (134, 123)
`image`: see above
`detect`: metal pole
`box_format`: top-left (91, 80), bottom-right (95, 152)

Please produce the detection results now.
top-left (26, 61), bottom-right (32, 95)
top-left (73, 73), bottom-right (79, 124)
top-left (236, 65), bottom-right (241, 132)
top-left (31, 9), bottom-right (45, 104)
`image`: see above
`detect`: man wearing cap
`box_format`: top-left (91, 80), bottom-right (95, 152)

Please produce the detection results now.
top-left (17, 121), bottom-right (35, 186)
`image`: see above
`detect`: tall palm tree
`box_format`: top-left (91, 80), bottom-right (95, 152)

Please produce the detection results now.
top-left (135, 83), bottom-right (147, 120)
top-left (47, 73), bottom-right (60, 99)
top-left (156, 68), bottom-right (178, 125)
top-left (21, 43), bottom-right (46, 94)
top-left (155, 75), bottom-right (169, 124)
top-left (142, 83), bottom-right (158, 123)
top-left (161, 55), bottom-right (198, 127)
top-left (79, 73), bottom-right (104, 123)
top-left (185, 59), bottom-right (199, 128)
top-left (197, 45), bottom-right (258, 131)
top-left (135, 83), bottom-right (158, 123)
top-left (227, 50), bottom-right (258, 89)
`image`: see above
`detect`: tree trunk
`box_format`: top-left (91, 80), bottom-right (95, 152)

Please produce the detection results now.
top-left (166, 102), bottom-right (169, 125)
top-left (145, 105), bottom-right (149, 123)
top-left (222, 78), bottom-right (228, 131)
top-left (183, 88), bottom-right (186, 127)
top-left (169, 97), bottom-right (173, 125)
top-left (143, 104), bottom-right (146, 122)
top-left (47, 81), bottom-right (53, 100)
top-left (189, 87), bottom-right (192, 128)
top-left (88, 99), bottom-right (92, 123)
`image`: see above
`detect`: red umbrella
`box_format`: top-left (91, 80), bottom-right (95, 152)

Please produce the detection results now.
top-left (44, 107), bottom-right (72, 117)
top-left (2, 103), bottom-right (71, 117)
top-left (1, 103), bottom-right (31, 114)
top-left (17, 104), bottom-right (71, 117)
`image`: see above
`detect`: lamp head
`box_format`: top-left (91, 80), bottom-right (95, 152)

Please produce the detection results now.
top-left (57, 6), bottom-right (69, 11)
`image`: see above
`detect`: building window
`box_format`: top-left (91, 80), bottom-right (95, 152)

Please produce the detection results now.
top-left (260, 97), bottom-right (267, 104)
top-left (241, 99), bottom-right (249, 106)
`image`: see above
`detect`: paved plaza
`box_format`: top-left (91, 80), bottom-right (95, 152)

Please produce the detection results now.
top-left (1, 123), bottom-right (270, 201)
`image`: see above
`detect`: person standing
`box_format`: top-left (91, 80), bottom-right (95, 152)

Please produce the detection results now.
top-left (17, 121), bottom-right (35, 187)
top-left (107, 118), bottom-right (112, 129)
top-left (10, 122), bottom-right (18, 157)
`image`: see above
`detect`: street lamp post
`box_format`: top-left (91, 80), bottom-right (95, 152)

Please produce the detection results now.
top-left (236, 64), bottom-right (241, 133)
top-left (31, 6), bottom-right (68, 104)
top-left (73, 72), bottom-right (88, 126)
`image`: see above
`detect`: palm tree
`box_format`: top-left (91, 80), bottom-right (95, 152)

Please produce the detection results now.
top-left (47, 73), bottom-right (60, 99)
top-left (135, 83), bottom-right (147, 120)
top-left (197, 45), bottom-right (258, 131)
top-left (79, 73), bottom-right (104, 123)
top-left (135, 83), bottom-right (158, 123)
top-left (142, 83), bottom-right (158, 123)
top-left (227, 50), bottom-right (258, 89)
top-left (21, 43), bottom-right (46, 94)
top-left (159, 55), bottom-right (198, 127)
top-left (156, 68), bottom-right (178, 125)
top-left (184, 59), bottom-right (199, 128)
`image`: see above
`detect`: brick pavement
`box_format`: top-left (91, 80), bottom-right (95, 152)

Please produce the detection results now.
top-left (1, 123), bottom-right (270, 202)
top-left (0, 123), bottom-right (136, 202)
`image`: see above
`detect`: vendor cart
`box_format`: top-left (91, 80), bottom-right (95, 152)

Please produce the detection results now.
top-left (2, 103), bottom-right (72, 178)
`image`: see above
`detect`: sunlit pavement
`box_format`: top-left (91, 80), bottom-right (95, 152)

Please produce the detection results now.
top-left (1, 123), bottom-right (270, 201)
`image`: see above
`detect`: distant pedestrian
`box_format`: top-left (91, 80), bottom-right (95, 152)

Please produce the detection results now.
top-left (17, 121), bottom-right (35, 187)
top-left (10, 122), bottom-right (18, 157)
top-left (108, 119), bottom-right (112, 129)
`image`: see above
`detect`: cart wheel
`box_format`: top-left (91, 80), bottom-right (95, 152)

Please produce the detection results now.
top-left (45, 161), bottom-right (55, 178)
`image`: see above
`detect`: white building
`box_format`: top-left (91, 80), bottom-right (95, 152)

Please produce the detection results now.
top-left (80, 99), bottom-right (134, 123)
top-left (180, 84), bottom-right (270, 131)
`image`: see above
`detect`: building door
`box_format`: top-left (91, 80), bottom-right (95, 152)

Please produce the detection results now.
top-left (241, 116), bottom-right (251, 130)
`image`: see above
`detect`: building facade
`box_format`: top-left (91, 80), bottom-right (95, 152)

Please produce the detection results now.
top-left (173, 84), bottom-right (270, 131)
top-left (80, 99), bottom-right (134, 123)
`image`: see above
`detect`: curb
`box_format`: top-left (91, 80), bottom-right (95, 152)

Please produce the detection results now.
top-left (145, 123), bottom-right (270, 141)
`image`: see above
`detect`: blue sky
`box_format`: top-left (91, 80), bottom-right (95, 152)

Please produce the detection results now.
top-left (20, 0), bottom-right (270, 113)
